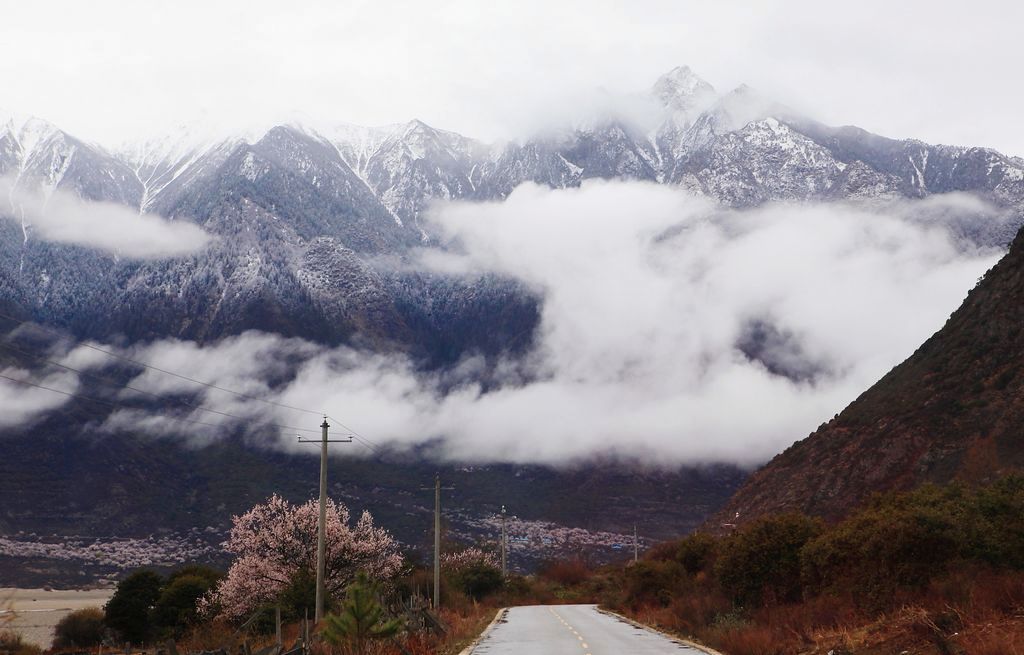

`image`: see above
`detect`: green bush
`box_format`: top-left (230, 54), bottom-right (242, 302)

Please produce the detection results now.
top-left (449, 562), bottom-right (504, 600)
top-left (105, 570), bottom-right (163, 644)
top-left (972, 475), bottom-right (1024, 568)
top-left (622, 560), bottom-right (688, 607)
top-left (715, 513), bottom-right (821, 607)
top-left (53, 607), bottom-right (105, 649)
top-left (675, 532), bottom-right (718, 575)
top-left (800, 485), bottom-right (969, 610)
top-left (105, 565), bottom-right (223, 642)
top-left (151, 575), bottom-right (215, 637)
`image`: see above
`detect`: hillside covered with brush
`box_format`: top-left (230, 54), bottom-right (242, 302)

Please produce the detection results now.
top-left (716, 223), bottom-right (1024, 526)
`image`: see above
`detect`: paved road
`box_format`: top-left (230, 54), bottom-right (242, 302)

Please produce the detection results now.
top-left (469, 604), bottom-right (708, 654)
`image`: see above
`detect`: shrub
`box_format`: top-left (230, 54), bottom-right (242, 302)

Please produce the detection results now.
top-left (105, 569), bottom-right (163, 643)
top-left (801, 485), bottom-right (969, 610)
top-left (0, 630), bottom-right (41, 655)
top-left (152, 574), bottom-right (217, 637)
top-left (675, 532), bottom-right (718, 575)
top-left (716, 513), bottom-right (821, 607)
top-left (53, 607), bottom-right (105, 649)
top-left (443, 548), bottom-right (504, 600)
top-left (972, 475), bottom-right (1024, 568)
top-left (622, 560), bottom-right (688, 607)
top-left (538, 557), bottom-right (592, 586)
top-left (449, 563), bottom-right (504, 600)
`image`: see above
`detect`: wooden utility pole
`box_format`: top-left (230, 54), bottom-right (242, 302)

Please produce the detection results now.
top-left (501, 505), bottom-right (507, 577)
top-left (422, 474), bottom-right (453, 609)
top-left (298, 417), bottom-right (351, 623)
top-left (316, 419), bottom-right (329, 622)
top-left (634, 524), bottom-right (639, 563)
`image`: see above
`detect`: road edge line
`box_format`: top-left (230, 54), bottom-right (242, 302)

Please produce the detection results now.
top-left (595, 606), bottom-right (725, 655)
top-left (457, 606), bottom-right (507, 655)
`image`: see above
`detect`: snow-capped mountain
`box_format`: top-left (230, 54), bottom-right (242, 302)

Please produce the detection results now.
top-left (0, 110), bottom-right (141, 206)
top-left (1, 66), bottom-right (1023, 356)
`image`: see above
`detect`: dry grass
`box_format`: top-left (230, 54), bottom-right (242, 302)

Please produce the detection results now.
top-left (0, 629), bottom-right (43, 655)
top-left (538, 559), bottom-right (593, 587)
top-left (434, 606), bottom-right (498, 655)
top-left (955, 619), bottom-right (1024, 655)
top-left (614, 568), bottom-right (1024, 655)
top-left (700, 624), bottom-right (794, 655)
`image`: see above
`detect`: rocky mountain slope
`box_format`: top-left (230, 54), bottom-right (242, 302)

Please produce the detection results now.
top-left (714, 222), bottom-right (1024, 527)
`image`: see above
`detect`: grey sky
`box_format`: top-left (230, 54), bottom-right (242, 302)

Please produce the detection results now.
top-left (2, 0), bottom-right (1021, 154)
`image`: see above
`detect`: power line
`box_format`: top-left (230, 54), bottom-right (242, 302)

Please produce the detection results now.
top-left (350, 434), bottom-right (385, 456)
top-left (0, 308), bottom-right (322, 416)
top-left (0, 340), bottom-right (322, 434)
top-left (0, 370), bottom-right (229, 431)
top-left (327, 415), bottom-right (393, 459)
top-left (1, 369), bottom-right (385, 460)
top-left (0, 309), bottom-right (386, 448)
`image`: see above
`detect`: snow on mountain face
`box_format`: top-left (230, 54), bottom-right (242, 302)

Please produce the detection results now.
top-left (319, 122), bottom-right (396, 178)
top-left (358, 120), bottom-right (485, 234)
top-left (1, 65), bottom-right (1023, 354)
top-left (0, 110), bottom-right (142, 208)
top-left (94, 65), bottom-right (1021, 238)
top-left (652, 65), bottom-right (717, 121)
top-left (0, 112), bottom-right (74, 187)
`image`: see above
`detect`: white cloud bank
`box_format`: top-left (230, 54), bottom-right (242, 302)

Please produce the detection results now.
top-left (6, 182), bottom-right (1004, 467)
top-left (0, 367), bottom-right (79, 428)
top-left (272, 183), bottom-right (1000, 465)
top-left (2, 178), bottom-right (211, 258)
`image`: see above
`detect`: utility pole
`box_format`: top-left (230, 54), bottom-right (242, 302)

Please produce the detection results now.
top-left (298, 417), bottom-right (351, 623)
top-left (501, 505), bottom-right (507, 577)
top-left (634, 524), bottom-right (639, 563)
top-left (434, 475), bottom-right (441, 608)
top-left (421, 474), bottom-right (453, 609)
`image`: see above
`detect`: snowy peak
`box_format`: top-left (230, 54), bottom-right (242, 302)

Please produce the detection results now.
top-left (652, 66), bottom-right (717, 113)
top-left (115, 122), bottom-right (254, 212)
top-left (0, 110), bottom-right (66, 167)
top-left (116, 121), bottom-right (266, 172)
top-left (318, 121), bottom-right (396, 174)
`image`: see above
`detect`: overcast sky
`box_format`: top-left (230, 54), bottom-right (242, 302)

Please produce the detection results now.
top-left (2, 0), bottom-right (1021, 155)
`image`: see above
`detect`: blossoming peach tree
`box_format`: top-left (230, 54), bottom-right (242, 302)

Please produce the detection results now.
top-left (440, 547), bottom-right (503, 600)
top-left (205, 495), bottom-right (404, 620)
top-left (440, 547), bottom-right (499, 572)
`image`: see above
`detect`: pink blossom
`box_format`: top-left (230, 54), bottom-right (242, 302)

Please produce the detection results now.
top-left (207, 495), bottom-right (404, 619)
top-left (441, 547), bottom-right (499, 573)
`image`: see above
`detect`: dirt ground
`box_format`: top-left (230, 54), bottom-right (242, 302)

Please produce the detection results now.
top-left (1, 587), bottom-right (113, 649)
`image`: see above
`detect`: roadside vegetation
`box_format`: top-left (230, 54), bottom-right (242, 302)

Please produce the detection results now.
top-left (603, 475), bottom-right (1024, 654)
top-left (26, 495), bottom-right (523, 655)
top-left (16, 478), bottom-right (1024, 654)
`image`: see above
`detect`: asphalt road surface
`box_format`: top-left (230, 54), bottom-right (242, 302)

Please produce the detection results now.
top-left (469, 604), bottom-right (709, 654)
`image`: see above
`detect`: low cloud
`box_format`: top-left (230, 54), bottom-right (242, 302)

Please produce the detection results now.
top-left (310, 182), bottom-right (999, 465)
top-left (0, 366), bottom-right (79, 428)
top-left (2, 177), bottom-right (211, 258)
top-left (3, 182), bottom-right (1005, 467)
